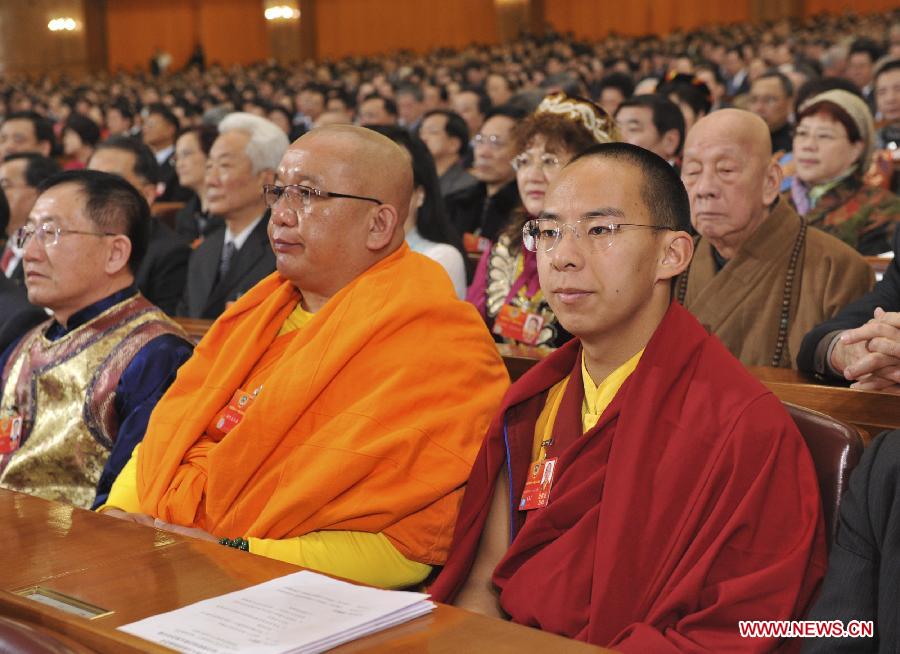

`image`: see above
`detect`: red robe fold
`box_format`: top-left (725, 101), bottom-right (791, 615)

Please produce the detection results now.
top-left (431, 302), bottom-right (827, 652)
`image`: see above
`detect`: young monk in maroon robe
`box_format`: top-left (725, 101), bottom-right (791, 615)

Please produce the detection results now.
top-left (430, 143), bottom-right (827, 652)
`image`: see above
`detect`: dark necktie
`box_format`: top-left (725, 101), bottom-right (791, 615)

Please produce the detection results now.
top-left (219, 241), bottom-right (237, 280)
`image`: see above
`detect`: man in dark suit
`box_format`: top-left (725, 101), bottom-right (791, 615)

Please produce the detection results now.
top-left (803, 429), bottom-right (900, 652)
top-left (0, 188), bottom-right (45, 350)
top-left (0, 153), bottom-right (61, 285)
top-left (178, 113), bottom-right (287, 319)
top-left (141, 103), bottom-right (192, 203)
top-left (88, 136), bottom-right (190, 315)
top-left (798, 229), bottom-right (900, 391)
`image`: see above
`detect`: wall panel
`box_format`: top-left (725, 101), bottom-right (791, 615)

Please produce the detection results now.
top-left (546, 0), bottom-right (754, 39)
top-left (314, 0), bottom-right (499, 59)
top-left (106, 0), bottom-right (267, 72)
top-left (106, 0), bottom-right (196, 72)
top-left (803, 0), bottom-right (898, 14)
top-left (0, 0), bottom-right (89, 75)
top-left (197, 0), bottom-right (268, 66)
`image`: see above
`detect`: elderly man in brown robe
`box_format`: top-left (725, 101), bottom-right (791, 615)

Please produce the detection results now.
top-left (676, 109), bottom-right (873, 368)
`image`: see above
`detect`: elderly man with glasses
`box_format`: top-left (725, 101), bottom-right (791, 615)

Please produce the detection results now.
top-left (177, 112), bottom-right (287, 319)
top-left (432, 142), bottom-right (826, 652)
top-left (100, 125), bottom-right (509, 590)
top-left (446, 105), bottom-right (525, 243)
top-left (0, 170), bottom-right (193, 510)
top-left (675, 109), bottom-right (872, 368)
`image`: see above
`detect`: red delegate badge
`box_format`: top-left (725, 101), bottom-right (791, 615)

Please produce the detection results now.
top-left (494, 304), bottom-right (544, 345)
top-left (208, 388), bottom-right (258, 439)
top-left (519, 457), bottom-right (558, 510)
top-left (0, 414), bottom-right (23, 454)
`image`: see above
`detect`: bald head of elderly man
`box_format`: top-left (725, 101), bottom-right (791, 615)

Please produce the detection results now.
top-left (100, 125), bottom-right (510, 589)
top-left (675, 108), bottom-right (872, 367)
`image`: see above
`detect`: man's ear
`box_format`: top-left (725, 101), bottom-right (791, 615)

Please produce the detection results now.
top-left (657, 230), bottom-right (694, 282)
top-left (366, 203), bottom-right (400, 251)
top-left (762, 159), bottom-right (783, 206)
top-left (105, 235), bottom-right (133, 276)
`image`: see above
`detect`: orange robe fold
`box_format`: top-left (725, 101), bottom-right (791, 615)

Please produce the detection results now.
top-left (137, 244), bottom-right (509, 564)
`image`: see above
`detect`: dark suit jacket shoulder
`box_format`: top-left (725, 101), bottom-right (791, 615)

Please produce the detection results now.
top-left (156, 152), bottom-right (194, 203)
top-left (803, 430), bottom-right (900, 653)
top-left (134, 219), bottom-right (191, 316)
top-left (177, 213), bottom-right (275, 319)
top-left (797, 229), bottom-right (900, 373)
top-left (0, 277), bottom-right (46, 354)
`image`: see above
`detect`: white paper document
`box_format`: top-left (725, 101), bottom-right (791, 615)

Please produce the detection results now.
top-left (118, 570), bottom-right (435, 654)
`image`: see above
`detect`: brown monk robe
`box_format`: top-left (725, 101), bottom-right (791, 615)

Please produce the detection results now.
top-left (677, 109), bottom-right (872, 368)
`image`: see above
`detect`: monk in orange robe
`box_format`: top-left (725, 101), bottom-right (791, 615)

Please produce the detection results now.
top-left (102, 126), bottom-right (509, 589)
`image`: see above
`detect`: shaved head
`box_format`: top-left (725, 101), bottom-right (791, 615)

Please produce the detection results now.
top-left (299, 125), bottom-right (414, 227)
top-left (270, 124), bottom-right (418, 311)
top-left (686, 109), bottom-right (773, 166)
top-left (681, 109), bottom-right (783, 259)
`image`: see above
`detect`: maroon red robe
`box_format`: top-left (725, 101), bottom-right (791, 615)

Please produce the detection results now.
top-left (431, 302), bottom-right (827, 652)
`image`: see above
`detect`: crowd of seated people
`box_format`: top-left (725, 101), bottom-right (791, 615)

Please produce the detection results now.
top-left (2, 7), bottom-right (900, 652)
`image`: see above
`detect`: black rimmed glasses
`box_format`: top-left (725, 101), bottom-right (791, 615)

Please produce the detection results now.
top-left (14, 223), bottom-right (119, 249)
top-left (522, 218), bottom-right (672, 253)
top-left (263, 184), bottom-right (383, 215)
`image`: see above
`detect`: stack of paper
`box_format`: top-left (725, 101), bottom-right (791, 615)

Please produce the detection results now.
top-left (118, 570), bottom-right (435, 654)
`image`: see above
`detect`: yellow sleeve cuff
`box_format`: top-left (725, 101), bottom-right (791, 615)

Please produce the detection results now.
top-left (248, 531), bottom-right (432, 590)
top-left (96, 443), bottom-right (142, 514)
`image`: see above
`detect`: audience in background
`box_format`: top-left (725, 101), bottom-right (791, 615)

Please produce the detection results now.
top-left (370, 125), bottom-right (467, 298)
top-left (0, 112), bottom-right (54, 160)
top-left (0, 186), bottom-right (44, 351)
top-left (748, 70), bottom-right (795, 155)
top-left (445, 106), bottom-right (525, 241)
top-left (417, 109), bottom-right (477, 198)
top-left (0, 154), bottom-right (61, 284)
top-left (786, 90), bottom-right (900, 255)
top-left (61, 113), bottom-right (101, 170)
top-left (88, 136), bottom-right (191, 315)
top-left (614, 94), bottom-right (685, 164)
top-left (173, 125), bottom-right (221, 244)
top-left (177, 112), bottom-right (284, 319)
top-left (141, 103), bottom-right (191, 202)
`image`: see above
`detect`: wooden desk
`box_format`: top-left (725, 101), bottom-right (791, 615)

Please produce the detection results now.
top-left (749, 366), bottom-right (900, 442)
top-left (3, 491), bottom-right (605, 653)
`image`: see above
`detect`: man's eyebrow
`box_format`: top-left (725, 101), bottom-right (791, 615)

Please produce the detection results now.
top-left (276, 172), bottom-right (325, 187)
top-left (537, 210), bottom-right (559, 220)
top-left (583, 207), bottom-right (625, 219)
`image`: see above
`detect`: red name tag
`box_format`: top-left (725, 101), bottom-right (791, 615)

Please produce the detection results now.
top-left (208, 389), bottom-right (258, 439)
top-left (463, 232), bottom-right (491, 254)
top-left (494, 304), bottom-right (544, 345)
top-left (0, 414), bottom-right (23, 454)
top-left (519, 457), bottom-right (557, 511)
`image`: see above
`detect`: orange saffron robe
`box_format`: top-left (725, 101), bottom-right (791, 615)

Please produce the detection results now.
top-left (137, 244), bottom-right (509, 565)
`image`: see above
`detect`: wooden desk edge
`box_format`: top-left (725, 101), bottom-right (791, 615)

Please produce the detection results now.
top-left (0, 590), bottom-right (174, 654)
